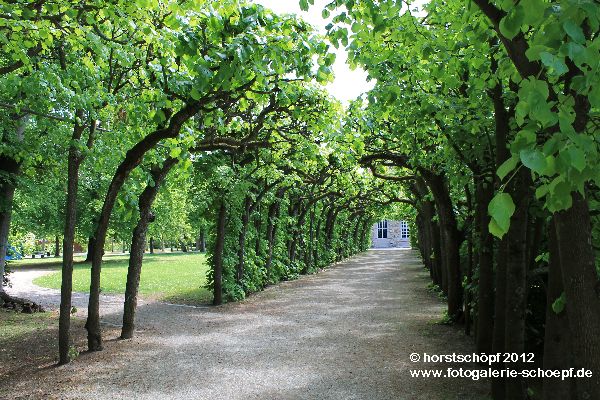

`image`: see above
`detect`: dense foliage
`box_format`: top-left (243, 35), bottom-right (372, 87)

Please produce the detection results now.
top-left (2, 1), bottom-right (599, 400)
top-left (0, 0), bottom-right (396, 365)
top-left (308, 0), bottom-right (600, 399)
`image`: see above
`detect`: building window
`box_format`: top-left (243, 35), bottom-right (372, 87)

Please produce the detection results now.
top-left (377, 220), bottom-right (388, 239)
top-left (400, 221), bottom-right (410, 239)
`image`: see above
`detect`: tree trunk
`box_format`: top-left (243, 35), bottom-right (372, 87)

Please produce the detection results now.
top-left (415, 211), bottom-right (428, 267)
top-left (196, 230), bottom-right (206, 252)
top-left (554, 193), bottom-right (600, 399)
top-left (86, 104), bottom-right (203, 351)
top-left (475, 178), bottom-right (495, 354)
top-left (492, 238), bottom-right (508, 400)
top-left (54, 236), bottom-right (60, 257)
top-left (254, 205), bottom-right (262, 256)
top-left (85, 236), bottom-right (95, 262)
top-left (58, 114), bottom-right (86, 365)
top-left (421, 170), bottom-right (462, 320)
top-left (415, 176), bottom-right (447, 294)
top-left (305, 204), bottom-right (316, 269)
top-left (465, 221), bottom-right (474, 336)
top-left (0, 115), bottom-right (26, 294)
top-left (489, 64), bottom-right (511, 399)
top-left (121, 159), bottom-right (176, 339)
top-left (212, 200), bottom-right (226, 306)
top-left (236, 196), bottom-right (252, 285)
top-left (314, 209), bottom-right (323, 265)
top-left (0, 183), bottom-right (16, 293)
top-left (503, 169), bottom-right (531, 400)
top-left (351, 215), bottom-right (361, 253)
top-left (265, 200), bottom-right (279, 274)
top-left (325, 205), bottom-right (339, 249)
top-left (361, 219), bottom-right (371, 250)
top-left (430, 217), bottom-right (443, 288)
top-left (149, 237), bottom-right (154, 254)
top-left (543, 219), bottom-right (577, 400)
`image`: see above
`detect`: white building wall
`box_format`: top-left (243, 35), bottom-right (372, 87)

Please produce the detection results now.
top-left (371, 220), bottom-right (410, 248)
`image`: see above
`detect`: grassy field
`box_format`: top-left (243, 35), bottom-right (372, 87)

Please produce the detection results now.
top-left (30, 252), bottom-right (212, 304)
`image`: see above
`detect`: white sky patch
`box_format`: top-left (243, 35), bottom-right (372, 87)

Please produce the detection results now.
top-left (252, 0), bottom-right (375, 105)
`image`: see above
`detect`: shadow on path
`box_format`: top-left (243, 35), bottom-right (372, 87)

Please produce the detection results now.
top-left (3, 249), bottom-right (490, 400)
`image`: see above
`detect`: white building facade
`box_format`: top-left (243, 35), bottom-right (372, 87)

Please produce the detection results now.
top-left (371, 220), bottom-right (410, 248)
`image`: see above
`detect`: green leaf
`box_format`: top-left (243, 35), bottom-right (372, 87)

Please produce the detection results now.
top-left (510, 129), bottom-right (536, 153)
top-left (547, 177), bottom-right (573, 212)
top-left (525, 45), bottom-right (549, 61)
top-left (488, 193), bottom-right (516, 239)
top-left (299, 0), bottom-right (309, 11)
top-left (535, 184), bottom-right (549, 199)
top-left (499, 7), bottom-right (524, 40)
top-left (563, 20), bottom-right (585, 44)
top-left (497, 155), bottom-right (519, 180)
top-left (540, 52), bottom-right (568, 76)
top-left (520, 148), bottom-right (547, 174)
top-left (589, 85), bottom-right (600, 109)
top-left (324, 52), bottom-right (336, 67)
top-left (552, 292), bottom-right (566, 314)
top-left (565, 42), bottom-right (585, 67)
top-left (190, 87), bottom-right (202, 101)
top-left (488, 219), bottom-right (505, 240)
top-left (170, 147), bottom-right (182, 158)
top-left (521, 0), bottom-right (547, 25)
top-left (542, 155), bottom-right (556, 176)
top-left (566, 146), bottom-right (586, 172)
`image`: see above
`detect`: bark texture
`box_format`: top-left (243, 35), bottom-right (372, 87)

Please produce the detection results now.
top-left (121, 158), bottom-right (177, 339)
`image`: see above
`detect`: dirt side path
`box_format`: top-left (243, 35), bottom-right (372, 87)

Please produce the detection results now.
top-left (4, 267), bottom-right (142, 318)
top-left (3, 249), bottom-right (490, 400)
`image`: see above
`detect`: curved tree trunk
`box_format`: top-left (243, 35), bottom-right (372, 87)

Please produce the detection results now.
top-left (254, 204), bottom-right (262, 256)
top-left (420, 170), bottom-right (462, 320)
top-left (313, 207), bottom-right (324, 266)
top-left (85, 102), bottom-right (205, 351)
top-left (0, 115), bottom-right (26, 296)
top-left (212, 200), bottom-right (227, 306)
top-left (265, 198), bottom-right (280, 274)
top-left (236, 196), bottom-right (252, 285)
top-left (121, 158), bottom-right (176, 339)
top-left (58, 112), bottom-right (86, 365)
top-left (430, 217), bottom-right (443, 288)
top-left (0, 183), bottom-right (16, 295)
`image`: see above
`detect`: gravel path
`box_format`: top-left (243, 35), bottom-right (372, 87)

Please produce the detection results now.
top-left (4, 249), bottom-right (490, 400)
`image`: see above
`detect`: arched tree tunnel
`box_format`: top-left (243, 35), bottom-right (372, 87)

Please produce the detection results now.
top-left (1, 1), bottom-right (599, 399)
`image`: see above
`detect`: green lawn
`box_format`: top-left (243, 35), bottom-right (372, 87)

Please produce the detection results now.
top-left (32, 253), bottom-right (212, 304)
top-left (0, 310), bottom-right (55, 342)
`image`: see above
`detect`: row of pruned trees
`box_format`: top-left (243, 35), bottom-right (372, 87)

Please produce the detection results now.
top-left (325, 0), bottom-right (600, 399)
top-left (1, 0), bottom-right (390, 366)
